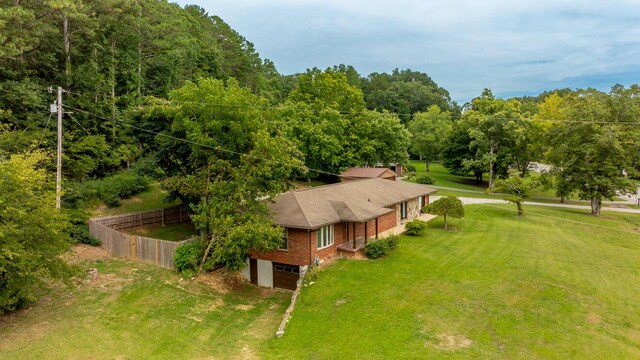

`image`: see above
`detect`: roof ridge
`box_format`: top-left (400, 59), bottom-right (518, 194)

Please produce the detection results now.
top-left (293, 178), bottom-right (377, 193)
top-left (291, 192), bottom-right (313, 229)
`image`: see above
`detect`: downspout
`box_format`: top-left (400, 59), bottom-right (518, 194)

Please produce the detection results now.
top-left (308, 229), bottom-right (312, 266)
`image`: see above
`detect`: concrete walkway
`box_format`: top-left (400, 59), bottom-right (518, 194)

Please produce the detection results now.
top-left (430, 196), bottom-right (640, 214)
top-left (378, 213), bottom-right (437, 237)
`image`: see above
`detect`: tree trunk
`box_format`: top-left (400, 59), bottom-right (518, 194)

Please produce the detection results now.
top-left (443, 214), bottom-right (448, 229)
top-left (488, 144), bottom-right (495, 190)
top-left (560, 195), bottom-right (566, 203)
top-left (425, 161), bottom-right (430, 172)
top-left (590, 197), bottom-right (601, 216)
top-left (63, 15), bottom-right (71, 84)
top-left (475, 171), bottom-right (483, 183)
top-left (516, 202), bottom-right (524, 216)
top-left (137, 41), bottom-right (142, 96)
top-left (111, 37), bottom-right (117, 141)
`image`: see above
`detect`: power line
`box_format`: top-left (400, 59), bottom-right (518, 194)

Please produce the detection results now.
top-left (61, 104), bottom-right (343, 178)
top-left (37, 113), bottom-right (53, 147)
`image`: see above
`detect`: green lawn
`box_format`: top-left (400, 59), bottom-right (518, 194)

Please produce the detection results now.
top-left (408, 160), bottom-right (489, 191)
top-left (126, 222), bottom-right (197, 241)
top-left (263, 205), bottom-right (640, 359)
top-left (0, 255), bottom-right (289, 359)
top-left (3, 205), bottom-right (640, 359)
top-left (94, 183), bottom-right (180, 217)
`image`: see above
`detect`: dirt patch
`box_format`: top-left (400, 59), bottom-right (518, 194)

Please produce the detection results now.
top-left (334, 298), bottom-right (348, 306)
top-left (433, 333), bottom-right (472, 351)
top-left (83, 272), bottom-right (133, 292)
top-left (193, 269), bottom-right (246, 294)
top-left (235, 304), bottom-right (254, 311)
top-left (62, 244), bottom-right (112, 265)
top-left (587, 313), bottom-right (602, 325)
top-left (127, 197), bottom-right (143, 203)
top-left (194, 299), bottom-right (225, 313)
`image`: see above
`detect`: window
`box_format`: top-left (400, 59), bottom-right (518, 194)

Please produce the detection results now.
top-left (279, 228), bottom-right (288, 250)
top-left (400, 201), bottom-right (408, 220)
top-left (316, 224), bottom-right (334, 249)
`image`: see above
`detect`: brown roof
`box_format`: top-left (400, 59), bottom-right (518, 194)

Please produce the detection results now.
top-left (340, 167), bottom-right (397, 179)
top-left (269, 178), bottom-right (436, 229)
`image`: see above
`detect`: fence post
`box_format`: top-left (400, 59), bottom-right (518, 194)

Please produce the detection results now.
top-left (130, 236), bottom-right (137, 261)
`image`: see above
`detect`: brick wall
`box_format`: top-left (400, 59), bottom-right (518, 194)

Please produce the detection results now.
top-left (248, 228), bottom-right (311, 266)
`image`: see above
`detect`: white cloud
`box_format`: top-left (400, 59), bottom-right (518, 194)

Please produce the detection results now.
top-left (174, 0), bottom-right (640, 101)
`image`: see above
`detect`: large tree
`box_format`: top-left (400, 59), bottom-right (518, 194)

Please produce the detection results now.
top-left (408, 105), bottom-right (451, 171)
top-left (547, 87), bottom-right (638, 215)
top-left (154, 78), bottom-right (304, 270)
top-left (0, 151), bottom-right (72, 313)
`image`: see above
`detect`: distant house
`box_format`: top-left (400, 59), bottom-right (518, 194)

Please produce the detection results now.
top-left (241, 178), bottom-right (436, 290)
top-left (340, 167), bottom-right (397, 182)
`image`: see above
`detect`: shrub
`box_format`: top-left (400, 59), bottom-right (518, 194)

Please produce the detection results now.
top-left (385, 234), bottom-right (400, 249)
top-left (305, 265), bottom-right (323, 282)
top-left (416, 175), bottom-right (435, 185)
top-left (62, 171), bottom-right (150, 209)
top-left (406, 164), bottom-right (417, 172)
top-left (364, 240), bottom-right (388, 259)
top-left (131, 155), bottom-right (165, 179)
top-left (66, 209), bottom-right (101, 246)
top-left (405, 219), bottom-right (428, 236)
top-left (174, 239), bottom-right (204, 278)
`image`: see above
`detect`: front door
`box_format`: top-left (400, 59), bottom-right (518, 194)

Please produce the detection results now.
top-left (249, 259), bottom-right (258, 285)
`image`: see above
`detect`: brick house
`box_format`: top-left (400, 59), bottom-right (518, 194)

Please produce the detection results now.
top-left (241, 178), bottom-right (436, 290)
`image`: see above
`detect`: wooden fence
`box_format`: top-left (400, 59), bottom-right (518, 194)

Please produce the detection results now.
top-left (89, 206), bottom-right (195, 271)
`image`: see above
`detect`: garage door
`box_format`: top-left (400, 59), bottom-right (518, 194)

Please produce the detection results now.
top-left (273, 263), bottom-right (300, 290)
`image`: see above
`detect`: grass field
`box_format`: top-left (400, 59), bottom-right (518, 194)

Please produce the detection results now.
top-left (263, 205), bottom-right (640, 359)
top-left (93, 183), bottom-right (180, 217)
top-left (2, 205), bottom-right (640, 359)
top-left (126, 222), bottom-right (197, 241)
top-left (0, 250), bottom-right (289, 359)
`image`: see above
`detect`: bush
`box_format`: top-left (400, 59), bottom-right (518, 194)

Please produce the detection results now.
top-left (385, 234), bottom-right (400, 250)
top-left (174, 239), bottom-right (204, 278)
top-left (66, 209), bottom-right (101, 246)
top-left (406, 164), bottom-right (417, 172)
top-left (405, 219), bottom-right (428, 236)
top-left (131, 155), bottom-right (165, 179)
top-left (416, 175), bottom-right (434, 185)
top-left (364, 240), bottom-right (388, 259)
top-left (62, 171), bottom-right (150, 209)
top-left (305, 265), bottom-right (323, 282)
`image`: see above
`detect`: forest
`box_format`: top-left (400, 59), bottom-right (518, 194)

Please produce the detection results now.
top-left (1, 0), bottom-right (640, 313)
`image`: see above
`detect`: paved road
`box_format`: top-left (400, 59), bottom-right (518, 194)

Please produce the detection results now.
top-left (430, 196), bottom-right (640, 214)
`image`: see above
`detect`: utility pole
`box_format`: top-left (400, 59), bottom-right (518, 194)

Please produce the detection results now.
top-left (56, 87), bottom-right (63, 209)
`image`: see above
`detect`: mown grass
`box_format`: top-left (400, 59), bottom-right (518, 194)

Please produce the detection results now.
top-left (94, 183), bottom-right (180, 217)
top-left (0, 257), bottom-right (289, 359)
top-left (126, 222), bottom-right (197, 241)
top-left (263, 205), bottom-right (640, 359)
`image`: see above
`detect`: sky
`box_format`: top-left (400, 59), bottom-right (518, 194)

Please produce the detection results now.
top-left (173, 0), bottom-right (640, 103)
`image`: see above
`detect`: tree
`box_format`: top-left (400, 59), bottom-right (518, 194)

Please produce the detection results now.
top-left (153, 78), bottom-right (305, 271)
top-left (546, 87), bottom-right (638, 215)
top-left (423, 196), bottom-right (464, 229)
top-left (0, 151), bottom-right (72, 313)
top-left (408, 105), bottom-right (451, 171)
top-left (493, 170), bottom-right (537, 216)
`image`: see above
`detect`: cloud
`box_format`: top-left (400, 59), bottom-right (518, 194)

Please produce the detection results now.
top-left (174, 0), bottom-right (640, 102)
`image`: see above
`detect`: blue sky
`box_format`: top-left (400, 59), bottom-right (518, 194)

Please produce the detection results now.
top-left (173, 0), bottom-right (640, 103)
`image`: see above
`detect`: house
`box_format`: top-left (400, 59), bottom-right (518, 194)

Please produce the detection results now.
top-left (241, 178), bottom-right (436, 290)
top-left (340, 167), bottom-right (398, 182)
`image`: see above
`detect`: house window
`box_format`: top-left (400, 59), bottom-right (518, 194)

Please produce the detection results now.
top-left (279, 228), bottom-right (288, 250)
top-left (400, 201), bottom-right (408, 220)
top-left (317, 224), bottom-right (334, 249)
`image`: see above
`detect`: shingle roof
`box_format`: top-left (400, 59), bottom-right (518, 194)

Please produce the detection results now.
top-left (340, 167), bottom-right (397, 178)
top-left (269, 178), bottom-right (436, 229)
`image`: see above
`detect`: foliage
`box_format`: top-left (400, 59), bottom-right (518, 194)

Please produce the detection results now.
top-left (424, 196), bottom-right (464, 229)
top-left (364, 235), bottom-right (400, 258)
top-left (493, 170), bottom-right (538, 216)
top-left (408, 105), bottom-right (451, 171)
top-left (305, 265), bottom-right (323, 282)
top-left (361, 68), bottom-right (456, 123)
top-left (546, 86), bottom-right (639, 215)
top-left (155, 78), bottom-right (305, 271)
top-left (63, 171), bottom-right (151, 208)
top-left (174, 239), bottom-right (204, 278)
top-left (404, 219), bottom-right (429, 236)
top-left (67, 209), bottom-right (100, 246)
top-left (406, 164), bottom-right (416, 172)
top-left (415, 175), bottom-right (435, 185)
top-left (364, 240), bottom-right (388, 259)
top-left (0, 152), bottom-right (73, 313)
